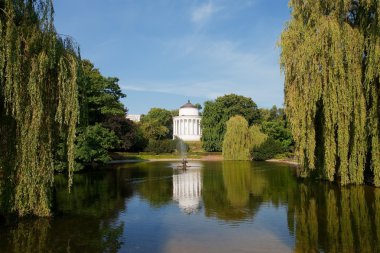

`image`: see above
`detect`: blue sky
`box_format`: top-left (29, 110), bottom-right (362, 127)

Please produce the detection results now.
top-left (54, 0), bottom-right (290, 114)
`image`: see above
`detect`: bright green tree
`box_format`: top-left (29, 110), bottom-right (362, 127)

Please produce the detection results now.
top-left (249, 125), bottom-right (268, 149)
top-left (222, 116), bottom-right (251, 161)
top-left (141, 108), bottom-right (173, 140)
top-left (0, 0), bottom-right (79, 216)
top-left (280, 1), bottom-right (380, 185)
top-left (202, 94), bottom-right (261, 152)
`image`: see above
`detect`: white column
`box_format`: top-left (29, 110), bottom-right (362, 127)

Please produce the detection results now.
top-left (173, 119), bottom-right (178, 136)
top-left (174, 119), bottom-right (176, 137)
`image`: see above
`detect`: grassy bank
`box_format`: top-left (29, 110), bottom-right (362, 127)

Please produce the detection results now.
top-left (110, 151), bottom-right (222, 161)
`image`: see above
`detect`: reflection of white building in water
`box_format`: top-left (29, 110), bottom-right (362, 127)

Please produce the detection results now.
top-left (173, 101), bottom-right (202, 141)
top-left (172, 164), bottom-right (202, 214)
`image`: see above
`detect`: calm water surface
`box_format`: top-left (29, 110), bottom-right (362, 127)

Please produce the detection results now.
top-left (0, 161), bottom-right (379, 253)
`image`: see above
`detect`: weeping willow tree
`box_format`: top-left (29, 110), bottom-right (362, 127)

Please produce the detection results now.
top-left (222, 115), bottom-right (251, 161)
top-left (0, 0), bottom-right (79, 216)
top-left (280, 0), bottom-right (380, 186)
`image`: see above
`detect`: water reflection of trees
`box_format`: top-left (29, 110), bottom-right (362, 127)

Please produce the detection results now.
top-left (2, 162), bottom-right (380, 252)
top-left (202, 161), bottom-right (380, 252)
top-left (2, 217), bottom-right (124, 253)
top-left (133, 163), bottom-right (173, 207)
top-left (293, 184), bottom-right (380, 253)
top-left (202, 161), bottom-right (296, 222)
top-left (202, 161), bottom-right (265, 221)
top-left (0, 171), bottom-right (126, 253)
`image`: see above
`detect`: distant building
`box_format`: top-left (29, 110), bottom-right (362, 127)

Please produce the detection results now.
top-left (126, 114), bottom-right (141, 122)
top-left (173, 101), bottom-right (202, 141)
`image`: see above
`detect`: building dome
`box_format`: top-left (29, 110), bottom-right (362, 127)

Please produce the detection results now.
top-left (173, 100), bottom-right (202, 141)
top-left (179, 100), bottom-right (199, 116)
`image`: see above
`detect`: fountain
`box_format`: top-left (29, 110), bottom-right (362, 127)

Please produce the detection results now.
top-left (176, 138), bottom-right (189, 169)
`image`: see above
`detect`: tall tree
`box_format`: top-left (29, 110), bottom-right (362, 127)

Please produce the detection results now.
top-left (222, 116), bottom-right (251, 161)
top-left (0, 0), bottom-right (80, 216)
top-left (80, 60), bottom-right (126, 125)
top-left (280, 1), bottom-right (380, 185)
top-left (202, 94), bottom-right (261, 152)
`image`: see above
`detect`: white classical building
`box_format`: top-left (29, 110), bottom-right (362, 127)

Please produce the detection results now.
top-left (173, 101), bottom-right (202, 141)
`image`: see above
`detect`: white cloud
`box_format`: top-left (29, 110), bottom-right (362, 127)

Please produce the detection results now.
top-left (191, 2), bottom-right (219, 25)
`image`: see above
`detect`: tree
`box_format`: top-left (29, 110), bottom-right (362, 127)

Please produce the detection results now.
top-left (140, 120), bottom-right (169, 141)
top-left (261, 121), bottom-right (293, 151)
top-left (80, 60), bottom-right (126, 125)
top-left (202, 94), bottom-right (261, 152)
top-left (222, 116), bottom-right (251, 161)
top-left (140, 108), bottom-right (173, 140)
top-left (102, 117), bottom-right (141, 151)
top-left (0, 0), bottom-right (79, 216)
top-left (280, 1), bottom-right (380, 185)
top-left (249, 125), bottom-right (268, 149)
top-left (75, 124), bottom-right (119, 169)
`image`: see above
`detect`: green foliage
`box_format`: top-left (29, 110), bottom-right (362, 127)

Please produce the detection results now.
top-left (143, 137), bottom-right (189, 154)
top-left (251, 138), bottom-right (284, 161)
top-left (144, 139), bottom-right (177, 154)
top-left (202, 94), bottom-right (261, 152)
top-left (0, 0), bottom-right (79, 216)
top-left (75, 124), bottom-right (119, 169)
top-left (141, 108), bottom-right (173, 140)
top-left (80, 60), bottom-right (126, 125)
top-left (141, 120), bottom-right (169, 140)
top-left (222, 116), bottom-right (251, 161)
top-left (249, 124), bottom-right (268, 149)
top-left (261, 121), bottom-right (293, 151)
top-left (102, 117), bottom-right (146, 151)
top-left (280, 0), bottom-right (380, 185)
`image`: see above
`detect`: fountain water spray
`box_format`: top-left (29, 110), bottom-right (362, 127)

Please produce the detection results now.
top-left (176, 138), bottom-right (188, 169)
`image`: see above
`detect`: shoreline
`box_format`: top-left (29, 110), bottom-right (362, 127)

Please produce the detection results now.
top-left (109, 156), bottom-right (297, 165)
top-left (266, 159), bottom-right (299, 166)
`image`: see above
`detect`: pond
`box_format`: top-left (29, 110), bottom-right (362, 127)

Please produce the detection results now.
top-left (0, 161), bottom-right (379, 253)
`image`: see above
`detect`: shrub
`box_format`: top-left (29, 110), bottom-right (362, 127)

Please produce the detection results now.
top-left (145, 139), bottom-right (177, 154)
top-left (250, 137), bottom-right (284, 161)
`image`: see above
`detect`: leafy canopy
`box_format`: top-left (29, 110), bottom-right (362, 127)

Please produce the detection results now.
top-left (140, 108), bottom-right (173, 140)
top-left (280, 0), bottom-right (380, 185)
top-left (0, 0), bottom-right (80, 216)
top-left (202, 94), bottom-right (261, 152)
top-left (80, 60), bottom-right (126, 125)
top-left (222, 116), bottom-right (251, 161)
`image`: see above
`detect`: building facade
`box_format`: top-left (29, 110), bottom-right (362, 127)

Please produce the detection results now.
top-left (126, 114), bottom-right (141, 122)
top-left (173, 101), bottom-right (202, 141)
